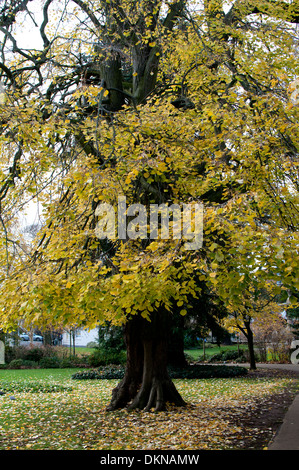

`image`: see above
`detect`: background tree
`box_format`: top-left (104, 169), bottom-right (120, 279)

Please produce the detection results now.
top-left (224, 282), bottom-right (283, 369)
top-left (0, 0), bottom-right (298, 411)
top-left (252, 312), bottom-right (293, 363)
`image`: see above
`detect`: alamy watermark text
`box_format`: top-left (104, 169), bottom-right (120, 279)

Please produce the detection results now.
top-left (95, 196), bottom-right (203, 250)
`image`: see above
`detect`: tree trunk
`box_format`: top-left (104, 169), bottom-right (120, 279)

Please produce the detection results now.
top-left (107, 311), bottom-right (186, 412)
top-left (93, 2), bottom-right (188, 413)
top-left (132, 44), bottom-right (160, 104)
top-left (107, 316), bottom-right (144, 411)
top-left (244, 321), bottom-right (256, 370)
top-left (99, 51), bottom-right (125, 112)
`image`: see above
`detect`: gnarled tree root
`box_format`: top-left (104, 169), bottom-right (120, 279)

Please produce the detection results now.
top-left (129, 377), bottom-right (186, 412)
top-left (107, 375), bottom-right (186, 412)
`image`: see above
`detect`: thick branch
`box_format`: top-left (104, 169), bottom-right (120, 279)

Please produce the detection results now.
top-left (0, 62), bottom-right (15, 85)
top-left (163, 0), bottom-right (187, 30)
top-left (40, 0), bottom-right (53, 48)
top-left (225, 0), bottom-right (299, 24)
top-left (71, 0), bottom-right (102, 30)
top-left (0, 0), bottom-right (34, 28)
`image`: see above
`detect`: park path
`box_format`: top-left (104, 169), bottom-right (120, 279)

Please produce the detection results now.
top-left (244, 363), bottom-right (299, 450)
top-left (252, 363), bottom-right (299, 374)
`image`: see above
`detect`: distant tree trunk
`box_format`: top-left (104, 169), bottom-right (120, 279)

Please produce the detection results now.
top-left (69, 330), bottom-right (72, 355)
top-left (72, 329), bottom-right (76, 356)
top-left (44, 329), bottom-right (53, 346)
top-left (244, 320), bottom-right (256, 370)
top-left (107, 311), bottom-right (186, 412)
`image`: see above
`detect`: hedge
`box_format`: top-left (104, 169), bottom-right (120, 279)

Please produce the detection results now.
top-left (72, 364), bottom-right (248, 380)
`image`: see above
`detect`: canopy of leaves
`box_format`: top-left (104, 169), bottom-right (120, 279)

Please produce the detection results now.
top-left (0, 0), bottom-right (298, 333)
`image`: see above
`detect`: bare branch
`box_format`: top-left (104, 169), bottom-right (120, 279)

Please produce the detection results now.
top-left (71, 0), bottom-right (102, 30)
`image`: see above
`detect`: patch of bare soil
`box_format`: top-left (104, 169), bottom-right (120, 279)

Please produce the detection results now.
top-left (227, 368), bottom-right (299, 450)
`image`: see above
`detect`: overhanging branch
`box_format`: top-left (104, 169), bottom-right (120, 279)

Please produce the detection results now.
top-left (225, 0), bottom-right (299, 24)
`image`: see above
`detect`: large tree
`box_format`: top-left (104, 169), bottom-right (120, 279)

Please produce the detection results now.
top-left (0, 0), bottom-right (298, 411)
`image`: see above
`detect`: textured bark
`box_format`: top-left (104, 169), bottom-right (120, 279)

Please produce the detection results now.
top-left (244, 321), bottom-right (257, 370)
top-left (127, 337), bottom-right (186, 412)
top-left (107, 317), bottom-right (143, 411)
top-left (107, 312), bottom-right (186, 412)
top-left (132, 44), bottom-right (160, 104)
top-left (99, 52), bottom-right (125, 112)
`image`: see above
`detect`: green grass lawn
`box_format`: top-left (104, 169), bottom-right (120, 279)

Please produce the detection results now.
top-left (0, 367), bottom-right (75, 382)
top-left (0, 366), bottom-right (297, 450)
top-left (59, 343), bottom-right (248, 363)
top-left (68, 343), bottom-right (247, 360)
top-left (184, 344), bottom-right (247, 361)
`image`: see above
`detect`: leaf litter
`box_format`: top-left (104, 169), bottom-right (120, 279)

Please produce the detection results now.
top-left (0, 369), bottom-right (298, 450)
